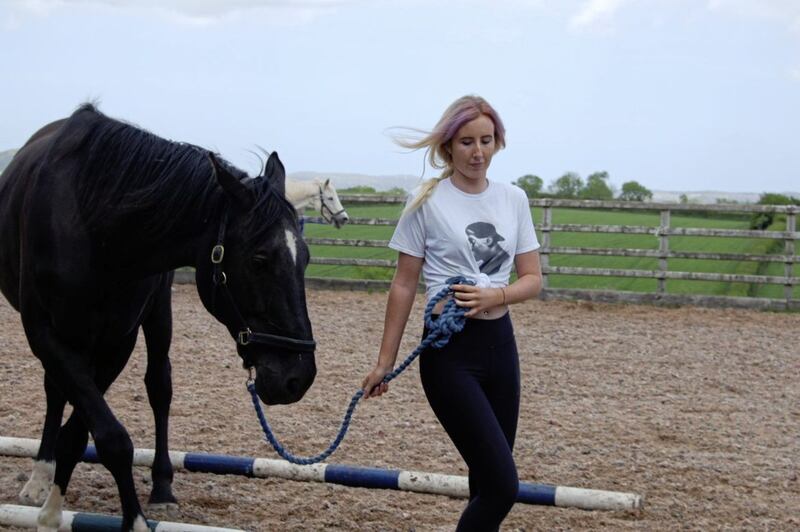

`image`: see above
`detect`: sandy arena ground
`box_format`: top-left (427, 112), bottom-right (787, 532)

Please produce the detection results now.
top-left (1, 285), bottom-right (798, 531)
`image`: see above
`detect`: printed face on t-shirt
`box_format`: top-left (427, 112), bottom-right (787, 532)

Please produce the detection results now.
top-left (465, 222), bottom-right (509, 275)
top-left (468, 234), bottom-right (495, 262)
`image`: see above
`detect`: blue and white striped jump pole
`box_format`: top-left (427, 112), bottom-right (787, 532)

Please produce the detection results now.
top-left (1, 436), bottom-right (643, 511)
top-left (0, 504), bottom-right (244, 532)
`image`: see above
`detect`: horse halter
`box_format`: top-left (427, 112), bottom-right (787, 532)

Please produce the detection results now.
top-left (210, 211), bottom-right (316, 357)
top-left (318, 184), bottom-right (346, 224)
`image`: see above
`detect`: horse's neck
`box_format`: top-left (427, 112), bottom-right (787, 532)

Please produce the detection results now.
top-left (104, 196), bottom-right (224, 278)
top-left (285, 180), bottom-right (318, 211)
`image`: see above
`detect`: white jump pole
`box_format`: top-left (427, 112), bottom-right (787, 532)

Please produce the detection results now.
top-left (0, 504), bottom-right (244, 531)
top-left (1, 436), bottom-right (643, 512)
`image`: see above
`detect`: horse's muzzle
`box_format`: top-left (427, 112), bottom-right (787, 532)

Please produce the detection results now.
top-left (333, 213), bottom-right (349, 229)
top-left (252, 353), bottom-right (317, 405)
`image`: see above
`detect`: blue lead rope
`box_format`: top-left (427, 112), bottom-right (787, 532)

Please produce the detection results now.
top-left (247, 276), bottom-right (475, 465)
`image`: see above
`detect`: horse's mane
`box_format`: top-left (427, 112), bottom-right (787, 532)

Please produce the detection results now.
top-left (57, 104), bottom-right (293, 247)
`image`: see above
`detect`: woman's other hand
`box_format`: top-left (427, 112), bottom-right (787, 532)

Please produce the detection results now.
top-left (362, 364), bottom-right (392, 399)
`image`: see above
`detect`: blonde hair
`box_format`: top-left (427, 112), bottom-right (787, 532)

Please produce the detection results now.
top-left (397, 95), bottom-right (506, 214)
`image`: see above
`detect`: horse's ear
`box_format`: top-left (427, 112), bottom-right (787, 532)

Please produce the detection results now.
top-left (209, 152), bottom-right (254, 208)
top-left (265, 151), bottom-right (286, 196)
top-left (324, 178), bottom-right (330, 188)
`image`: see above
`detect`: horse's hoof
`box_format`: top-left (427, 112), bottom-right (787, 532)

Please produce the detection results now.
top-left (133, 515), bottom-right (150, 532)
top-left (20, 461), bottom-right (55, 506)
top-left (147, 502), bottom-right (179, 517)
top-left (148, 485), bottom-right (178, 511)
top-left (20, 482), bottom-right (50, 506)
top-left (36, 486), bottom-right (63, 532)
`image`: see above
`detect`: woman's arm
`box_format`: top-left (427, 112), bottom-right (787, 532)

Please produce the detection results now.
top-left (452, 250), bottom-right (542, 317)
top-left (505, 250), bottom-right (543, 303)
top-left (361, 252), bottom-right (424, 399)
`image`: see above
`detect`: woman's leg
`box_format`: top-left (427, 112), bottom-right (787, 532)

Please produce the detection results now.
top-left (420, 317), bottom-right (520, 531)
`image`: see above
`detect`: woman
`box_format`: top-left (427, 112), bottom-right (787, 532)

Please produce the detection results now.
top-left (361, 95), bottom-right (543, 530)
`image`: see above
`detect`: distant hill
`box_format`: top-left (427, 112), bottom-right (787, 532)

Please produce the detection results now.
top-left (651, 190), bottom-right (760, 204)
top-left (0, 149), bottom-right (17, 174)
top-left (651, 190), bottom-right (798, 204)
top-left (288, 171), bottom-right (421, 194)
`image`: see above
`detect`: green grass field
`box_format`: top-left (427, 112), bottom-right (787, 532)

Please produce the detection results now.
top-left (303, 204), bottom-right (798, 299)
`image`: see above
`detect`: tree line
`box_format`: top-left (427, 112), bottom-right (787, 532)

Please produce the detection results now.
top-left (338, 173), bottom-right (653, 201)
top-left (749, 192), bottom-right (800, 229)
top-left (512, 172), bottom-right (653, 202)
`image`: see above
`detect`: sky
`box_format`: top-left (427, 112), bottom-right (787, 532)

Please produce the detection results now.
top-left (1, 0), bottom-right (798, 194)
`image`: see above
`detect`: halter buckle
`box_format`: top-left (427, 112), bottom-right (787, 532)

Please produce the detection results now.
top-left (238, 328), bottom-right (253, 346)
top-left (211, 244), bottom-right (225, 264)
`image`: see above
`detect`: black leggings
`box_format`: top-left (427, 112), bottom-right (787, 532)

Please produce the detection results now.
top-left (420, 313), bottom-right (520, 532)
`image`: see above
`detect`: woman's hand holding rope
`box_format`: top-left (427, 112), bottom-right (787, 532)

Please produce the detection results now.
top-left (362, 364), bottom-right (392, 399)
top-left (450, 284), bottom-right (505, 318)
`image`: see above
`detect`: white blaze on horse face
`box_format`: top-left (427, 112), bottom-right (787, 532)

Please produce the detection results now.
top-left (285, 229), bottom-right (297, 264)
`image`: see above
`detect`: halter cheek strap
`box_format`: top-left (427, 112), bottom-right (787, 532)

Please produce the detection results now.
top-left (211, 211), bottom-right (316, 356)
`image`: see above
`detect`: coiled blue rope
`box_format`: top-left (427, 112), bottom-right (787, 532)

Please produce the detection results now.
top-left (247, 276), bottom-right (475, 465)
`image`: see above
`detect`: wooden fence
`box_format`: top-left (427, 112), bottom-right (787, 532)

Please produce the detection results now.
top-left (302, 195), bottom-right (799, 311)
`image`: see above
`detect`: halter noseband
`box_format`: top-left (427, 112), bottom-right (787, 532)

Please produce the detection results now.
top-left (318, 184), bottom-right (346, 223)
top-left (211, 211), bottom-right (316, 357)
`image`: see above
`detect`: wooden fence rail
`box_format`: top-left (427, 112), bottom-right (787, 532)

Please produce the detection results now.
top-left (298, 196), bottom-right (800, 311)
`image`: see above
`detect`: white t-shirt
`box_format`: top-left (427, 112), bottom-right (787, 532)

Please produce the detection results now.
top-left (389, 177), bottom-right (540, 302)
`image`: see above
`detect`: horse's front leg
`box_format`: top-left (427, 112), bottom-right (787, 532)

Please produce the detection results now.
top-left (38, 410), bottom-right (89, 532)
top-left (25, 324), bottom-right (147, 532)
top-left (37, 391), bottom-right (147, 532)
top-left (19, 374), bottom-right (64, 506)
top-left (143, 276), bottom-right (177, 509)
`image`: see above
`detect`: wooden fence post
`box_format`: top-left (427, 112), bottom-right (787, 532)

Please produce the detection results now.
top-left (786, 210), bottom-right (797, 307)
top-left (540, 201), bottom-right (552, 290)
top-left (658, 209), bottom-right (671, 294)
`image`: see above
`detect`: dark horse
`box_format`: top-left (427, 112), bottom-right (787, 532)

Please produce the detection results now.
top-left (0, 104), bottom-right (317, 531)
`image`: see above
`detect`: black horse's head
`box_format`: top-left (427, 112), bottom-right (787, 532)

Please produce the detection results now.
top-left (196, 152), bottom-right (316, 405)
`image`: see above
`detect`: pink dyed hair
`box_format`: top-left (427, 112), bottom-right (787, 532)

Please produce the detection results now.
top-left (398, 95), bottom-right (506, 174)
top-left (397, 95), bottom-right (506, 213)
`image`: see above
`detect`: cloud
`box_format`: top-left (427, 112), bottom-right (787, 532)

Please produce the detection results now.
top-left (4, 0), bottom-right (61, 17)
top-left (569, 0), bottom-right (630, 32)
top-left (565, 0), bottom-right (800, 36)
top-left (789, 66), bottom-right (800, 82)
top-left (706, 0), bottom-right (800, 35)
top-left (3, 0), bottom-right (354, 26)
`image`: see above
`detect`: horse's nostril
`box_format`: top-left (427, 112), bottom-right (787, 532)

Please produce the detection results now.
top-left (286, 378), bottom-right (301, 396)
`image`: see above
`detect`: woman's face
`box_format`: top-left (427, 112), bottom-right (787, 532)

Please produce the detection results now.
top-left (449, 114), bottom-right (496, 184)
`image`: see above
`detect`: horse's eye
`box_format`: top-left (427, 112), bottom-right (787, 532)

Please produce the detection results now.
top-left (252, 254), bottom-right (269, 267)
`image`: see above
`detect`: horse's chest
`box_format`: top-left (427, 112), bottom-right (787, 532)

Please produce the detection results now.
top-left (44, 283), bottom-right (156, 345)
